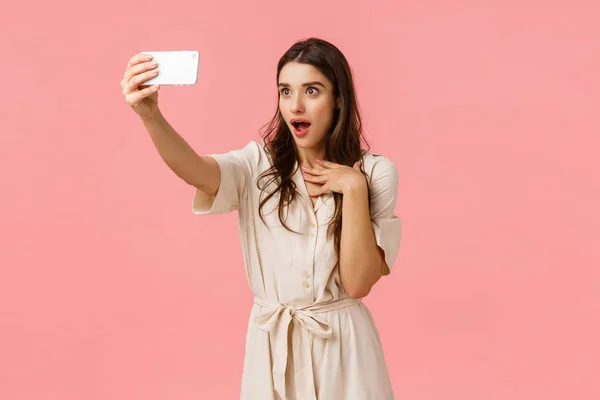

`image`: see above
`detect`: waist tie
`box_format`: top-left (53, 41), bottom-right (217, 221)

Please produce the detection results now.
top-left (253, 296), bottom-right (362, 400)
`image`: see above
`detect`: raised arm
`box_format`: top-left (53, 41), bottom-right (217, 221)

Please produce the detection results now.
top-left (140, 112), bottom-right (220, 196)
top-left (121, 52), bottom-right (220, 197)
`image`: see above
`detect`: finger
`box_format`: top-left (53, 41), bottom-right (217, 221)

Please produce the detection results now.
top-left (315, 159), bottom-right (341, 169)
top-left (123, 69), bottom-right (160, 95)
top-left (308, 186), bottom-right (326, 197)
top-left (125, 85), bottom-right (159, 107)
top-left (123, 63), bottom-right (158, 92)
top-left (314, 184), bottom-right (330, 196)
top-left (125, 85), bottom-right (160, 107)
top-left (301, 165), bottom-right (327, 175)
top-left (302, 173), bottom-right (327, 184)
top-left (123, 60), bottom-right (158, 85)
top-left (126, 53), bottom-right (153, 72)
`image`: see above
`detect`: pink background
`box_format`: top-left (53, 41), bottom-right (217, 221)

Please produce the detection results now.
top-left (1, 0), bottom-right (599, 398)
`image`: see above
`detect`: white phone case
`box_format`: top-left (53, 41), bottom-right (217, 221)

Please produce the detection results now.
top-left (140, 50), bottom-right (199, 86)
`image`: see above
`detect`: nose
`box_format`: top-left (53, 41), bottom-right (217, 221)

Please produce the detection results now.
top-left (290, 93), bottom-right (304, 114)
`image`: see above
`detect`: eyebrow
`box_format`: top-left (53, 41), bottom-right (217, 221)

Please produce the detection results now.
top-left (277, 81), bottom-right (327, 89)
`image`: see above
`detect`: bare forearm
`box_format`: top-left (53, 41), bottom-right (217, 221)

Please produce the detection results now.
top-left (140, 112), bottom-right (219, 193)
top-left (339, 185), bottom-right (383, 298)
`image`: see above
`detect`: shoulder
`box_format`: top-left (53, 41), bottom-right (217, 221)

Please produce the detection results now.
top-left (221, 139), bottom-right (267, 168)
top-left (361, 152), bottom-right (400, 208)
top-left (238, 139), bottom-right (264, 156)
top-left (361, 152), bottom-right (398, 185)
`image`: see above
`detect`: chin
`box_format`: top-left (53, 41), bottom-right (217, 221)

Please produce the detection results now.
top-left (291, 130), bottom-right (325, 148)
top-left (293, 137), bottom-right (325, 150)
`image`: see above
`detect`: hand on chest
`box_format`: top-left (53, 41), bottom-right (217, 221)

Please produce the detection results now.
top-left (300, 158), bottom-right (364, 203)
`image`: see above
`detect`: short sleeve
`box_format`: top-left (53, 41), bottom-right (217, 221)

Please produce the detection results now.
top-left (367, 155), bottom-right (402, 271)
top-left (192, 140), bottom-right (261, 215)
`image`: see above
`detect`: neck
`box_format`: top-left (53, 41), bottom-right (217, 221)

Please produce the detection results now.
top-left (297, 144), bottom-right (326, 168)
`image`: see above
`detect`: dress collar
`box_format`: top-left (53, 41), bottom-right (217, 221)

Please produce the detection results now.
top-left (291, 159), bottom-right (333, 213)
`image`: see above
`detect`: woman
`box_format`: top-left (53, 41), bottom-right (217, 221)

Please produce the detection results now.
top-left (121, 37), bottom-right (401, 399)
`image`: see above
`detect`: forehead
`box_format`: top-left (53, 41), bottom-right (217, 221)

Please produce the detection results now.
top-left (278, 62), bottom-right (329, 86)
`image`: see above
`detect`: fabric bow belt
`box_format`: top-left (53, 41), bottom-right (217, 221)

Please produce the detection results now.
top-left (253, 296), bottom-right (362, 399)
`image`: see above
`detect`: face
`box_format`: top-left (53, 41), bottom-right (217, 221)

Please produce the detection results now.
top-left (278, 62), bottom-right (340, 151)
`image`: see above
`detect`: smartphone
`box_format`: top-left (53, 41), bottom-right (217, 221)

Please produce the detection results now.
top-left (139, 50), bottom-right (200, 86)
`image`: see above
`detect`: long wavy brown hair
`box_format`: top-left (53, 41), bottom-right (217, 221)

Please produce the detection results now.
top-left (256, 37), bottom-right (373, 260)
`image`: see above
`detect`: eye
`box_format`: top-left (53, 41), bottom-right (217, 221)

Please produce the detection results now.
top-left (279, 87), bottom-right (319, 96)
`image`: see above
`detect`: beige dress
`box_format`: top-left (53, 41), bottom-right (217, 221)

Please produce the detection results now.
top-left (192, 140), bottom-right (401, 400)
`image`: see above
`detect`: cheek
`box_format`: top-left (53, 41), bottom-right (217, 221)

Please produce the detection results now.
top-left (278, 107), bottom-right (290, 123)
top-left (314, 109), bottom-right (336, 133)
top-left (313, 102), bottom-right (334, 122)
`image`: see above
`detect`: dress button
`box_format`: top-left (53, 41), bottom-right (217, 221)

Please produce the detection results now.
top-left (304, 281), bottom-right (310, 288)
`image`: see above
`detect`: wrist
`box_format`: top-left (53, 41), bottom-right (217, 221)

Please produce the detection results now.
top-left (140, 109), bottom-right (163, 124)
top-left (342, 178), bottom-right (368, 196)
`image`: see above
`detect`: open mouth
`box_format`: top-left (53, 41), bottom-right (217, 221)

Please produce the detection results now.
top-left (292, 121), bottom-right (311, 130)
top-left (292, 121), bottom-right (312, 137)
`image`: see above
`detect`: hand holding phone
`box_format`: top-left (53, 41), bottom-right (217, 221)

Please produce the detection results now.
top-left (121, 52), bottom-right (162, 119)
top-left (121, 50), bottom-right (200, 119)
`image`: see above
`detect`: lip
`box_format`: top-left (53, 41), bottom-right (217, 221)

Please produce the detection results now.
top-left (291, 118), bottom-right (311, 124)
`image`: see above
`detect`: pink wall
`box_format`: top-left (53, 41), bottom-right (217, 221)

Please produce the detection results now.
top-left (1, 0), bottom-right (599, 398)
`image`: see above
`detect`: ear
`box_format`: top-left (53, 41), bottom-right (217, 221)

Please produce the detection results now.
top-left (353, 160), bottom-right (361, 170)
top-left (336, 98), bottom-right (341, 109)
